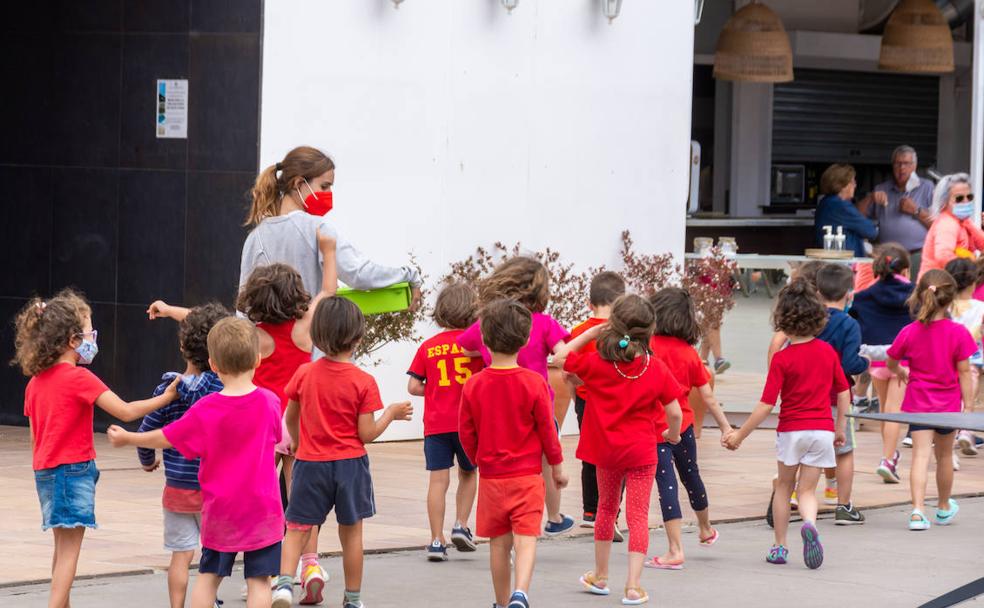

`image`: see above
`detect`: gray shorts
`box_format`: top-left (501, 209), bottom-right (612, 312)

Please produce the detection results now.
top-left (163, 509), bottom-right (201, 552)
top-left (833, 406), bottom-right (856, 456)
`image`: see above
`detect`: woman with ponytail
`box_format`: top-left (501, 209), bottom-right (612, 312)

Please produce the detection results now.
top-left (240, 146), bottom-right (422, 308)
top-left (886, 269), bottom-right (977, 530)
top-left (565, 294), bottom-right (683, 605)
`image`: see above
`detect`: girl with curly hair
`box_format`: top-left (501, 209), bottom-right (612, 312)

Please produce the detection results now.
top-left (14, 289), bottom-right (181, 607)
top-left (725, 279), bottom-right (851, 570)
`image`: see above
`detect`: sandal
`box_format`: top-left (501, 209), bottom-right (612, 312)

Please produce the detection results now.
top-left (643, 556), bottom-right (684, 570)
top-left (936, 499), bottom-right (959, 525)
top-left (579, 571), bottom-right (610, 596)
top-left (699, 529), bottom-right (719, 546)
top-left (622, 586), bottom-right (649, 606)
top-left (909, 509), bottom-right (931, 531)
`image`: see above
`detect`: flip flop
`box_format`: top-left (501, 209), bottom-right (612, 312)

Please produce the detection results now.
top-left (579, 571), bottom-right (610, 596)
top-left (622, 586), bottom-right (650, 606)
top-left (643, 556), bottom-right (684, 570)
top-left (699, 529), bottom-right (719, 547)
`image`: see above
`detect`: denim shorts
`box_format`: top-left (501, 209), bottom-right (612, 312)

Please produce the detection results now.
top-left (34, 460), bottom-right (100, 530)
top-left (424, 432), bottom-right (476, 471)
top-left (286, 456), bottom-right (376, 526)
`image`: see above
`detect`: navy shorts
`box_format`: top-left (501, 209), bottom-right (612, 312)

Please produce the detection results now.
top-left (199, 541), bottom-right (281, 578)
top-left (34, 460), bottom-right (99, 530)
top-left (424, 433), bottom-right (476, 471)
top-left (909, 424), bottom-right (956, 435)
top-left (286, 456), bottom-right (376, 526)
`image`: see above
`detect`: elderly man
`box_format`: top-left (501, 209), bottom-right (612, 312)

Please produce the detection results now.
top-left (856, 145), bottom-right (934, 278)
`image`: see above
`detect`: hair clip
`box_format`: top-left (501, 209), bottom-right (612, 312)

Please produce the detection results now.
top-left (275, 162), bottom-right (283, 171)
top-left (618, 335), bottom-right (630, 349)
top-left (34, 301), bottom-right (45, 315)
top-left (929, 284), bottom-right (938, 293)
top-left (885, 255), bottom-right (893, 262)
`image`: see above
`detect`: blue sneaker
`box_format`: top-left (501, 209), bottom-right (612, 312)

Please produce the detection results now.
top-left (427, 540), bottom-right (448, 562)
top-left (451, 525), bottom-right (477, 552)
top-left (508, 591), bottom-right (530, 608)
top-left (544, 514), bottom-right (575, 537)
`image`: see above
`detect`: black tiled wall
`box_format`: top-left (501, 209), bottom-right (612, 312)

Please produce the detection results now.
top-left (0, 1), bottom-right (261, 429)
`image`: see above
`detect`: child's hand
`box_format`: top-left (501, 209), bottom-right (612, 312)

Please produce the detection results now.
top-left (106, 425), bottom-right (128, 447)
top-left (723, 432), bottom-right (742, 450)
top-left (289, 439), bottom-right (298, 456)
top-left (142, 458), bottom-right (161, 472)
top-left (146, 300), bottom-right (170, 320)
top-left (896, 366), bottom-right (910, 384)
top-left (662, 429), bottom-right (681, 445)
top-left (552, 466), bottom-right (569, 490)
top-left (719, 427), bottom-right (735, 447)
top-left (388, 401), bottom-right (414, 421)
top-left (162, 375), bottom-right (182, 402)
top-left (583, 323), bottom-right (608, 341)
top-left (834, 431), bottom-right (847, 448)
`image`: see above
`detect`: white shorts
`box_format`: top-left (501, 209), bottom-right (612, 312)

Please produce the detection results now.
top-left (163, 509), bottom-right (201, 552)
top-left (775, 430), bottom-right (836, 469)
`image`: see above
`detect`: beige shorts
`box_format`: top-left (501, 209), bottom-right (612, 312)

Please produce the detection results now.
top-left (776, 430), bottom-right (836, 469)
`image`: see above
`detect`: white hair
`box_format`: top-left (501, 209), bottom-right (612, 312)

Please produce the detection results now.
top-left (892, 145), bottom-right (918, 166)
top-left (930, 172), bottom-right (971, 218)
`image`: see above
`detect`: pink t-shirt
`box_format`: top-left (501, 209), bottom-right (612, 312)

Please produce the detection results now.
top-left (163, 388), bottom-right (285, 552)
top-left (457, 312), bottom-right (569, 382)
top-left (887, 319), bottom-right (978, 413)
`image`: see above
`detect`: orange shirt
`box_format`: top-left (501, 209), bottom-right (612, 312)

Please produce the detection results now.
top-left (284, 359), bottom-right (383, 461)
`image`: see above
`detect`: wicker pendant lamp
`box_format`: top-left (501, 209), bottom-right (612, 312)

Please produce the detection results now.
top-left (879, 0), bottom-right (954, 73)
top-left (713, 1), bottom-right (793, 83)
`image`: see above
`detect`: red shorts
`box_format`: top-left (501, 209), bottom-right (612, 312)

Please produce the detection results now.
top-left (476, 474), bottom-right (545, 538)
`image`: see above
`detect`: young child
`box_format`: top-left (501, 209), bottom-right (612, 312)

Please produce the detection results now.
top-left (458, 298), bottom-right (569, 608)
top-left (886, 269), bottom-right (977, 530)
top-left (566, 294), bottom-right (683, 605)
top-left (15, 289), bottom-right (182, 608)
top-left (273, 296), bottom-right (413, 608)
top-left (726, 279), bottom-right (850, 570)
top-left (645, 287), bottom-right (734, 569)
top-left (568, 270), bottom-right (625, 529)
top-left (457, 256), bottom-right (579, 536)
top-left (814, 264), bottom-right (869, 525)
top-left (850, 243), bottom-right (914, 483)
top-left (107, 317), bottom-right (285, 608)
top-left (407, 282), bottom-right (484, 561)
top-left (236, 232), bottom-right (336, 603)
top-left (944, 258), bottom-right (984, 455)
top-left (137, 302), bottom-right (229, 608)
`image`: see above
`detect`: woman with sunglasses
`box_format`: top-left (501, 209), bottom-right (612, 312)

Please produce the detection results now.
top-left (919, 173), bottom-right (984, 281)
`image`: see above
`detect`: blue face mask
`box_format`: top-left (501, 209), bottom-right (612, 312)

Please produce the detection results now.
top-left (75, 339), bottom-right (98, 365)
top-left (953, 201), bottom-right (975, 220)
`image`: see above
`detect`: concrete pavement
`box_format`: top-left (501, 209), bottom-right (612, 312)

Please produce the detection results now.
top-left (3, 498), bottom-right (981, 607)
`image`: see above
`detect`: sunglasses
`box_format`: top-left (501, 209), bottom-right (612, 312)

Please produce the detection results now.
top-left (955, 194), bottom-right (975, 203)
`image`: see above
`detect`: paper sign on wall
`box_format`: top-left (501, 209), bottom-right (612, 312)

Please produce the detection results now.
top-left (156, 79), bottom-right (188, 139)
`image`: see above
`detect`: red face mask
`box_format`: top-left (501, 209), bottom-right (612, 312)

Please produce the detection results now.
top-left (299, 180), bottom-right (333, 216)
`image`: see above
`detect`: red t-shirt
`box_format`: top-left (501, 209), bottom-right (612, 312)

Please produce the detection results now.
top-left (24, 363), bottom-right (109, 471)
top-left (564, 351), bottom-right (684, 470)
top-left (568, 317), bottom-right (607, 400)
top-left (284, 359), bottom-right (384, 461)
top-left (650, 335), bottom-right (711, 439)
top-left (458, 367), bottom-right (563, 479)
top-left (408, 330), bottom-right (485, 436)
top-left (761, 338), bottom-right (850, 432)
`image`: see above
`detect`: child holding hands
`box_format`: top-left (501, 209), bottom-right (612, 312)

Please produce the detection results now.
top-left (567, 294), bottom-right (684, 605)
top-left (726, 280), bottom-right (850, 570)
top-left (15, 290), bottom-right (183, 608)
top-left (273, 297), bottom-right (413, 608)
top-left (459, 298), bottom-right (569, 608)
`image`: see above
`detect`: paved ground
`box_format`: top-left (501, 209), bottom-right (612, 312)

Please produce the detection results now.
top-left (4, 498), bottom-right (981, 607)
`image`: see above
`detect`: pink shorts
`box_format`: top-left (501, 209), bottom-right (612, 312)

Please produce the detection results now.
top-left (869, 363), bottom-right (907, 381)
top-left (275, 415), bottom-right (292, 456)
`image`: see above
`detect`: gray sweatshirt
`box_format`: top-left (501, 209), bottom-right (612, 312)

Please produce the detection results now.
top-left (239, 211), bottom-right (421, 296)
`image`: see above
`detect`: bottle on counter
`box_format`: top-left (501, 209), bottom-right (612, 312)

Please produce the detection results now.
top-left (822, 225), bottom-right (834, 250)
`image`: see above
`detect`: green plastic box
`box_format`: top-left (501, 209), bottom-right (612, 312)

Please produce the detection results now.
top-left (336, 282), bottom-right (412, 315)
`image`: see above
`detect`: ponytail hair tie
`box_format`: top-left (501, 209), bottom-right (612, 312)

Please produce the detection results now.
top-left (885, 255), bottom-right (893, 262)
top-left (275, 162), bottom-right (283, 171)
top-left (929, 284), bottom-right (938, 293)
top-left (618, 335), bottom-right (630, 349)
top-left (34, 302), bottom-right (45, 316)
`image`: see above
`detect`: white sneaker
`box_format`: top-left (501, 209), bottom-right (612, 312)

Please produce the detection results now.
top-left (272, 585), bottom-right (294, 608)
top-left (958, 431), bottom-right (979, 456)
top-left (953, 452), bottom-right (961, 471)
top-left (902, 436), bottom-right (913, 448)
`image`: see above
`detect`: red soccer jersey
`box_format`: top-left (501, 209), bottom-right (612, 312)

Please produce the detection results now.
top-left (458, 367), bottom-right (563, 479)
top-left (568, 317), bottom-right (607, 400)
top-left (284, 359), bottom-right (384, 461)
top-left (24, 363), bottom-right (109, 471)
top-left (408, 330), bottom-right (485, 436)
top-left (650, 335), bottom-right (711, 439)
top-left (564, 351), bottom-right (684, 470)
top-left (760, 338), bottom-right (850, 433)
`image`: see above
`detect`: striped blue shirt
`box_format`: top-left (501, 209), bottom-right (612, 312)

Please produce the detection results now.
top-left (137, 371), bottom-right (223, 490)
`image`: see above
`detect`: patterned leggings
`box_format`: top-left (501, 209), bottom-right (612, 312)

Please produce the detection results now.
top-left (655, 426), bottom-right (709, 522)
top-left (595, 464), bottom-right (657, 554)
